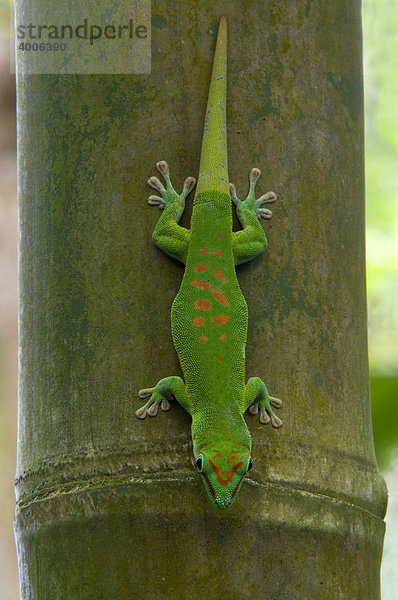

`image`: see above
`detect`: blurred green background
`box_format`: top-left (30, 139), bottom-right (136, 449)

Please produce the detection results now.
top-left (364, 2), bottom-right (398, 597)
top-left (0, 1), bottom-right (396, 598)
top-left (364, 0), bottom-right (398, 465)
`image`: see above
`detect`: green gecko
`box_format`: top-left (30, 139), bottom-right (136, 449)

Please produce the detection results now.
top-left (136, 15), bottom-right (282, 508)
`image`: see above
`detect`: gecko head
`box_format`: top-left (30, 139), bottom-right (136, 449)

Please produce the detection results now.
top-left (194, 440), bottom-right (252, 508)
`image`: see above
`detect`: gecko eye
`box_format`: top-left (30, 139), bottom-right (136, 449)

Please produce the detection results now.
top-left (247, 458), bottom-right (253, 471)
top-left (196, 456), bottom-right (203, 471)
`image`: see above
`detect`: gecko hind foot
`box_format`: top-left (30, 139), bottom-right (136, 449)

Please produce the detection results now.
top-left (230, 168), bottom-right (277, 220)
top-left (248, 395), bottom-right (282, 428)
top-left (147, 160), bottom-right (196, 209)
top-left (136, 387), bottom-right (172, 419)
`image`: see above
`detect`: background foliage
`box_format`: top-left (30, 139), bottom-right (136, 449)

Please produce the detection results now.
top-left (364, 1), bottom-right (398, 597)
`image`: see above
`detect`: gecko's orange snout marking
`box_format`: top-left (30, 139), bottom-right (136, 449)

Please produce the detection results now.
top-left (228, 454), bottom-right (238, 462)
top-left (209, 459), bottom-right (244, 486)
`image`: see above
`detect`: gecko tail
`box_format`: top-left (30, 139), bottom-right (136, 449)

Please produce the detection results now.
top-left (195, 15), bottom-right (229, 198)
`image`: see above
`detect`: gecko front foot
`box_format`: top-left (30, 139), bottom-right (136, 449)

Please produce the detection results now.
top-left (135, 376), bottom-right (189, 419)
top-left (230, 168), bottom-right (277, 220)
top-left (136, 386), bottom-right (172, 419)
top-left (248, 395), bottom-right (282, 428)
top-left (147, 160), bottom-right (196, 210)
top-left (244, 376), bottom-right (283, 428)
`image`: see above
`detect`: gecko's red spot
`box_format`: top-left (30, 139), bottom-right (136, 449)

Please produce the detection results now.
top-left (191, 280), bottom-right (211, 290)
top-left (214, 269), bottom-right (228, 283)
top-left (220, 334), bottom-right (227, 341)
top-left (213, 315), bottom-right (230, 326)
top-left (199, 247), bottom-right (210, 255)
top-left (228, 454), bottom-right (238, 462)
top-left (213, 289), bottom-right (230, 306)
top-left (209, 459), bottom-right (244, 486)
top-left (199, 335), bottom-right (208, 342)
top-left (214, 249), bottom-right (223, 257)
top-left (195, 299), bottom-right (211, 311)
top-left (193, 317), bottom-right (205, 326)
top-left (217, 355), bottom-right (225, 362)
top-left (194, 263), bottom-right (208, 272)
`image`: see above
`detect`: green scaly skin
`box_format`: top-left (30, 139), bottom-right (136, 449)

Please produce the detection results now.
top-left (136, 15), bottom-right (282, 508)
